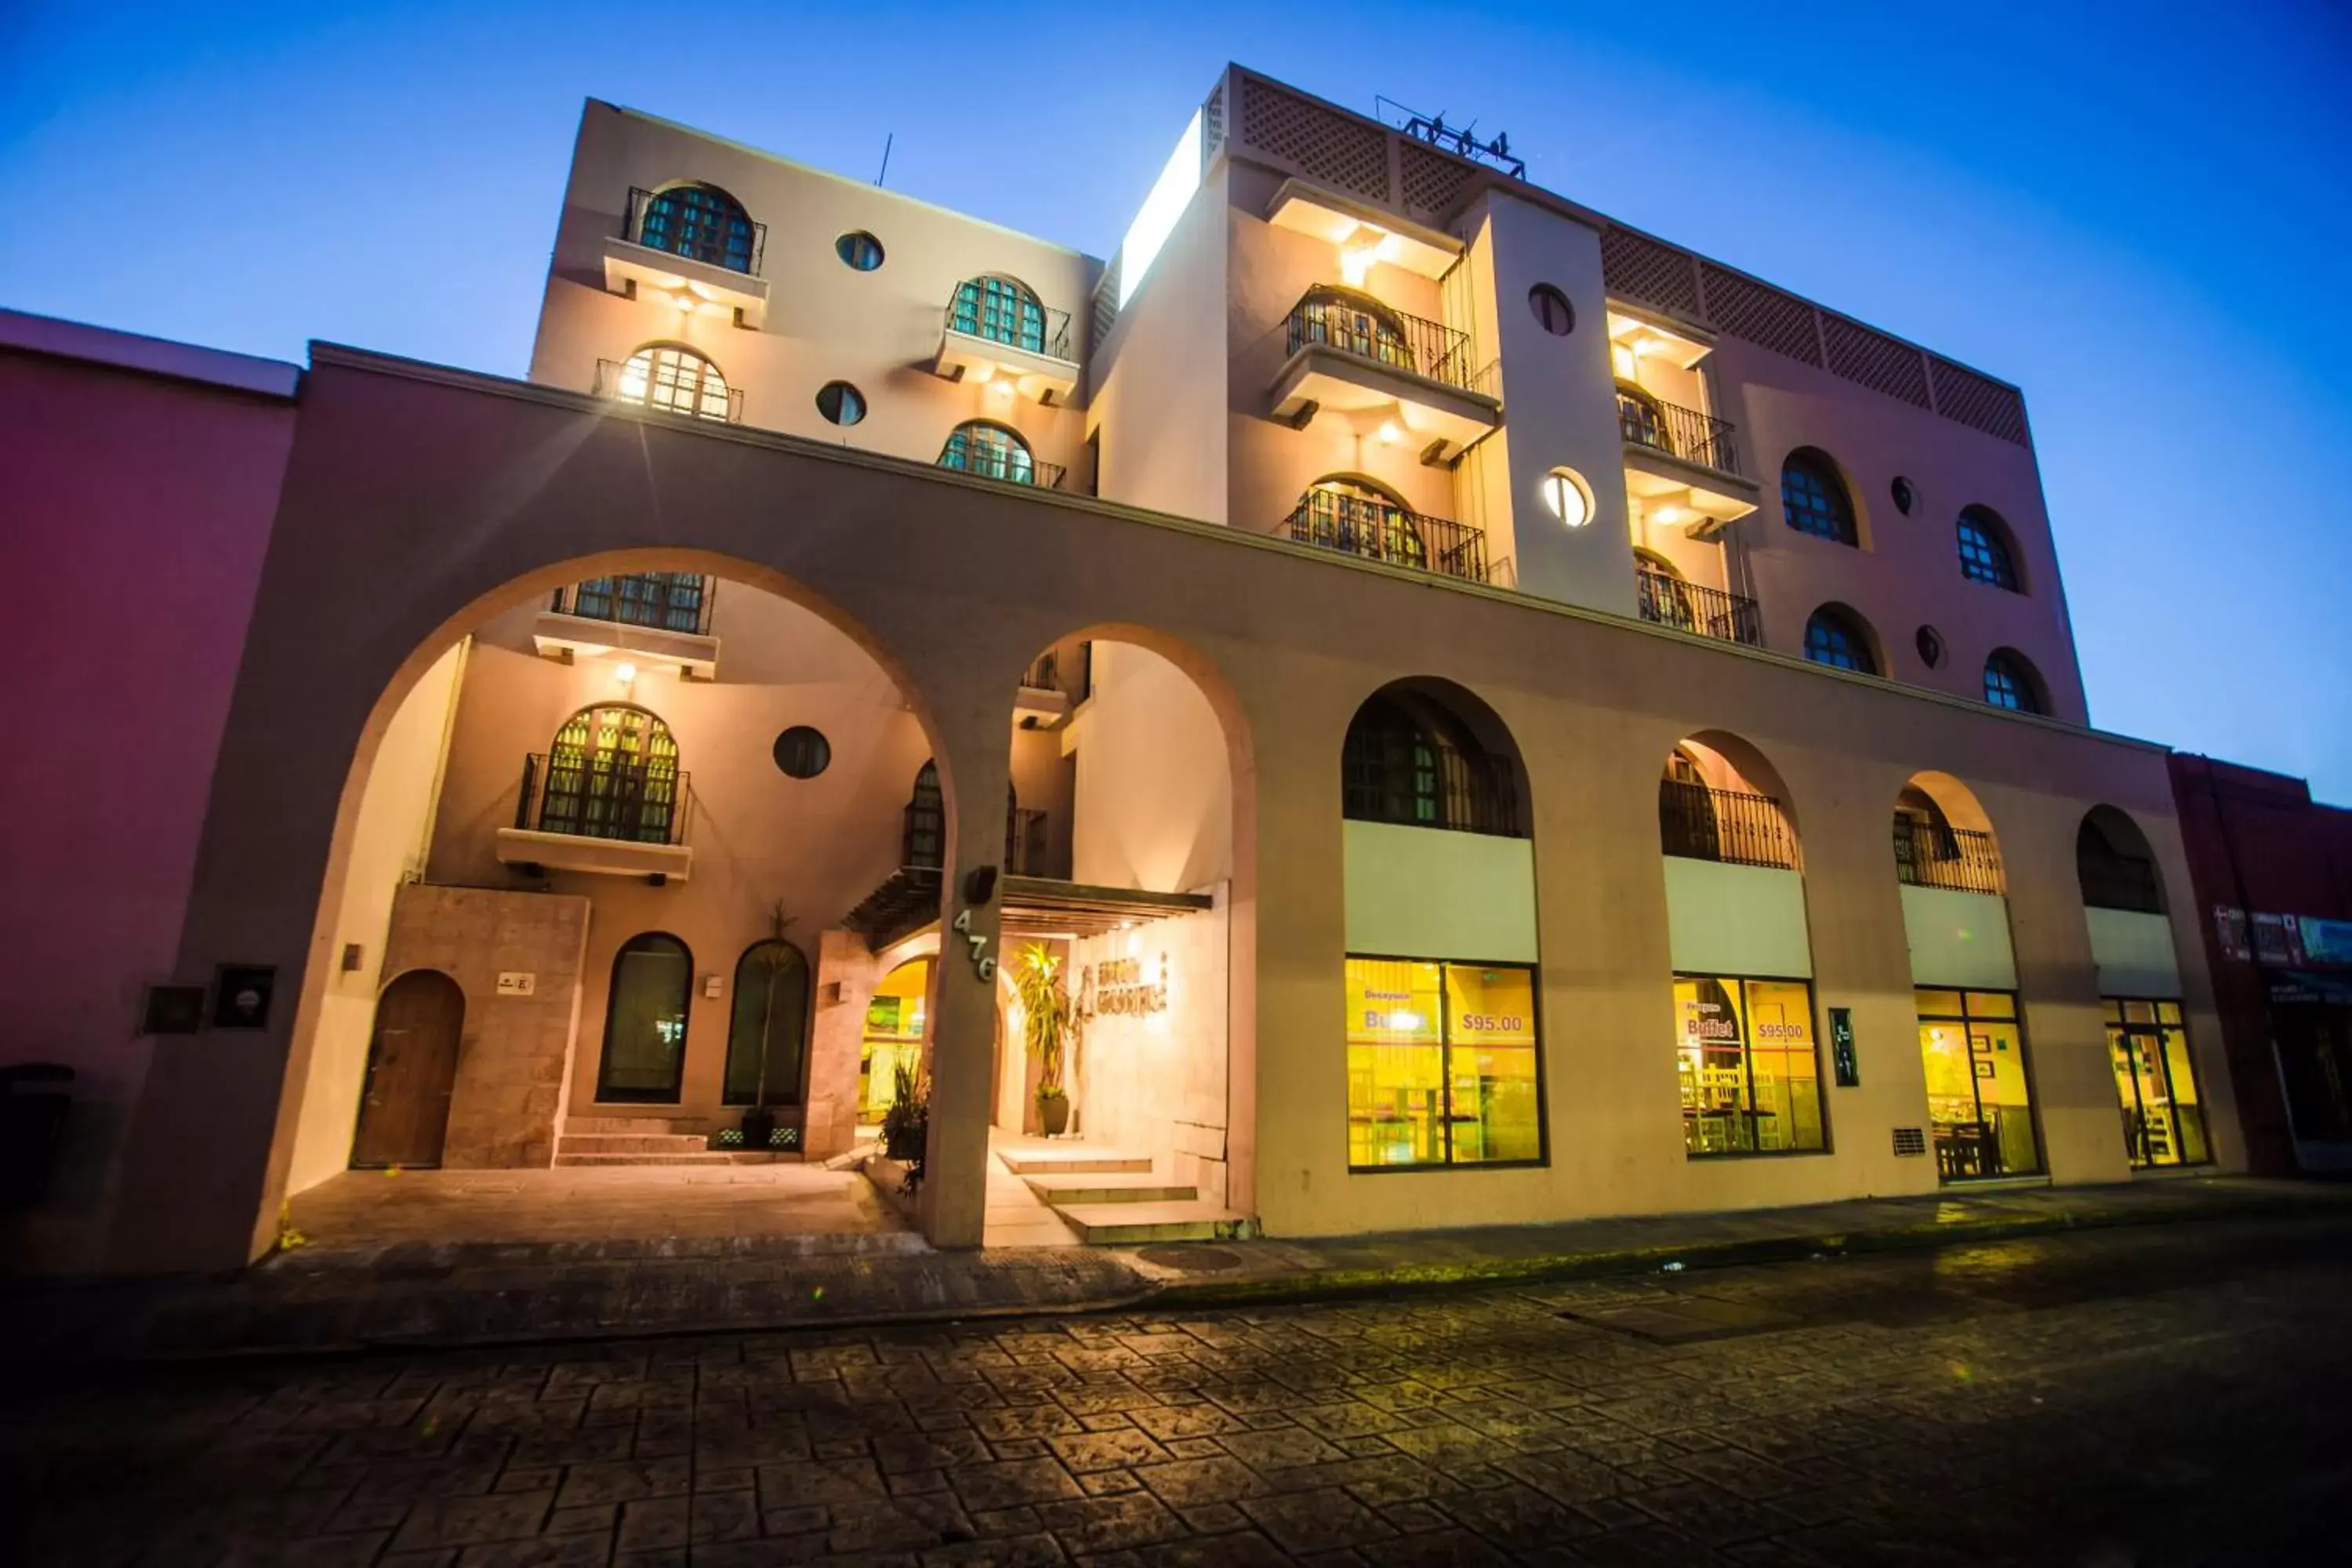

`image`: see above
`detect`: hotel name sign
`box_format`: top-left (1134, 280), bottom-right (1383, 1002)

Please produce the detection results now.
top-left (1083, 955), bottom-right (1169, 1017)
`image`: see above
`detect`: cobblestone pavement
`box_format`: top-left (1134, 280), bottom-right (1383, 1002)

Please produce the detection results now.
top-left (6, 1214), bottom-right (2348, 1566)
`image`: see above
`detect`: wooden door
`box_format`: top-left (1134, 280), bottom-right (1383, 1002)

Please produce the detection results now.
top-left (350, 970), bottom-right (466, 1168)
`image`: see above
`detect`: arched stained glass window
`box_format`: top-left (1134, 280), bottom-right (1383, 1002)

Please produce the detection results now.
top-left (612, 344), bottom-right (734, 422)
top-left (1292, 287), bottom-right (1414, 372)
top-left (539, 705), bottom-right (681, 844)
top-left (637, 183), bottom-right (757, 274)
top-left (951, 276), bottom-right (1047, 354)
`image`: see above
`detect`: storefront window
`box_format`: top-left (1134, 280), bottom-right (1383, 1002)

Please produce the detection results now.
top-left (1346, 957), bottom-right (1542, 1169)
top-left (1675, 975), bottom-right (1826, 1156)
top-left (1916, 988), bottom-right (2044, 1180)
top-left (2105, 998), bottom-right (2209, 1167)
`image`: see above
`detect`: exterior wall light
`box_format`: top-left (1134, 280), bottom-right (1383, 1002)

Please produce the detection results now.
top-left (1377, 420), bottom-right (1403, 446)
top-left (1542, 466), bottom-right (1594, 528)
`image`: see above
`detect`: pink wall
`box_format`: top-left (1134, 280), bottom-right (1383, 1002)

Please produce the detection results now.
top-left (0, 345), bottom-right (295, 1270)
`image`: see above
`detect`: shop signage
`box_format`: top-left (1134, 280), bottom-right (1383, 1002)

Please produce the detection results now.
top-left (2252, 912), bottom-right (2304, 967)
top-left (2212, 906), bottom-right (2251, 963)
top-left (496, 971), bottom-right (536, 997)
top-left (1087, 955), bottom-right (1168, 1016)
top-left (1829, 1007), bottom-right (1859, 1087)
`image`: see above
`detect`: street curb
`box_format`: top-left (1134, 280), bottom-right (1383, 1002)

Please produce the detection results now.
top-left (1139, 1193), bottom-right (2343, 1310)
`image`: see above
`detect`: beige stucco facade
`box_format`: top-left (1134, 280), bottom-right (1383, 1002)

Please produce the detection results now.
top-left (2, 67), bottom-right (2230, 1279)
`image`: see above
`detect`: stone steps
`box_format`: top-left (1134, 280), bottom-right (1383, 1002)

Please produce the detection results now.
top-left (1054, 1200), bottom-right (1250, 1244)
top-left (997, 1150), bottom-right (1153, 1176)
top-left (1023, 1171), bottom-right (1199, 1206)
top-left (558, 1133), bottom-right (710, 1156)
top-left (564, 1116), bottom-right (709, 1135)
top-left (553, 1150), bottom-right (791, 1167)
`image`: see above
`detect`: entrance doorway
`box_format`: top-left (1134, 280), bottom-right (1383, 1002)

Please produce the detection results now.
top-left (350, 970), bottom-right (466, 1168)
top-left (1916, 987), bottom-right (2044, 1181)
top-left (859, 958), bottom-right (930, 1129)
top-left (2105, 999), bottom-right (2209, 1167)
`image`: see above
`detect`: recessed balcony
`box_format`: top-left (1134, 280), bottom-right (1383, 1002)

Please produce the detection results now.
top-left (1894, 818), bottom-right (2006, 896)
top-left (594, 354), bottom-right (742, 423)
top-left (1270, 289), bottom-right (1501, 463)
top-left (1660, 781), bottom-right (1797, 869)
top-left (1285, 486), bottom-right (1489, 584)
top-left (1619, 388), bottom-right (1758, 537)
top-left (534, 575), bottom-right (720, 680)
top-left (602, 186), bottom-right (771, 328)
top-left (933, 278), bottom-right (1080, 404)
top-left (496, 753), bottom-right (695, 884)
top-left (1636, 569), bottom-right (1762, 648)
top-left (1015, 650), bottom-right (1073, 728)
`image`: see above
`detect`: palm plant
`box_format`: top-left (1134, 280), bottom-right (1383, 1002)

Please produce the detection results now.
top-left (1011, 943), bottom-right (1074, 1134)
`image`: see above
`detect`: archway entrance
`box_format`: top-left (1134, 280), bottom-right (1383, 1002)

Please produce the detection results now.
top-left (274, 558), bottom-right (945, 1250)
top-left (349, 971), bottom-right (465, 1168)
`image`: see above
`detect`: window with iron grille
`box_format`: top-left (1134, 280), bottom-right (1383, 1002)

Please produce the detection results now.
top-left (1294, 287), bottom-right (1414, 372)
top-left (1341, 695), bottom-right (1520, 836)
top-left (1957, 506), bottom-right (2022, 590)
top-left (637, 184), bottom-right (757, 274)
top-left (1803, 606), bottom-right (1878, 673)
top-left (939, 420), bottom-right (1036, 484)
top-left (615, 344), bottom-right (732, 422)
top-left (1780, 449), bottom-right (1858, 545)
top-left (951, 276), bottom-right (1047, 354)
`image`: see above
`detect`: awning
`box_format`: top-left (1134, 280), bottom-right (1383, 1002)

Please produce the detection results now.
top-left (844, 868), bottom-right (1211, 953)
top-left (2268, 970), bottom-right (2352, 1007)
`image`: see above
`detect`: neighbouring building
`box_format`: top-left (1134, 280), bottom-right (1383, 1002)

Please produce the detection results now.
top-left (0, 66), bottom-right (2249, 1277)
top-left (2168, 754), bottom-right (2352, 1174)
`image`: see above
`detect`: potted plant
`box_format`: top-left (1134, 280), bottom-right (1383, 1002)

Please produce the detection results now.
top-left (1012, 943), bottom-right (1074, 1137)
top-left (880, 1061), bottom-right (927, 1165)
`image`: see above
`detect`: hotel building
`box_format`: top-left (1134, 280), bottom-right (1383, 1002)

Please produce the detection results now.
top-left (2, 67), bottom-right (2242, 1275)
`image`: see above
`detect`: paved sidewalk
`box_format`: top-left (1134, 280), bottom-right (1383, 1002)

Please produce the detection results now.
top-left (3, 1175), bottom-right (2340, 1364)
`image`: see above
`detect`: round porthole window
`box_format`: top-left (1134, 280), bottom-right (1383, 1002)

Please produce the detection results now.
top-left (773, 726), bottom-right (831, 779)
top-left (1892, 476), bottom-right (1917, 516)
top-left (1915, 626), bottom-right (1945, 669)
top-left (1527, 284), bottom-right (1575, 336)
top-left (1541, 466), bottom-right (1593, 528)
top-left (815, 381), bottom-right (866, 426)
top-left (835, 230), bottom-right (884, 271)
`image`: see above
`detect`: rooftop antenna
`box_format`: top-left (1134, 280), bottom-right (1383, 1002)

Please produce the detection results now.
top-left (876, 132), bottom-right (894, 187)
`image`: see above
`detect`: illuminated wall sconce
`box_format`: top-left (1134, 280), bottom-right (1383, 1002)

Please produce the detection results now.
top-left (1541, 466), bottom-right (1594, 528)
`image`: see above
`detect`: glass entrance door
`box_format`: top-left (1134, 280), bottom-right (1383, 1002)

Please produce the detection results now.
top-left (2104, 998), bottom-right (2209, 1167)
top-left (1916, 989), bottom-right (2045, 1181)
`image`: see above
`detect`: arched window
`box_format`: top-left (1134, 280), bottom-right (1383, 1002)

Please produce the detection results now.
top-left (2078, 810), bottom-right (2163, 913)
top-left (1780, 449), bottom-right (1858, 545)
top-left (1341, 693), bottom-right (1520, 836)
top-left (724, 940), bottom-right (811, 1107)
top-left (1802, 605), bottom-right (1878, 673)
top-left (902, 760), bottom-right (1024, 870)
top-left (564, 571), bottom-right (707, 633)
top-left (540, 705), bottom-right (681, 843)
top-left (951, 275), bottom-right (1047, 354)
top-left (1957, 506), bottom-right (2022, 590)
top-left (1293, 287), bottom-right (1414, 372)
top-left (939, 420), bottom-right (1036, 485)
top-left (1982, 649), bottom-right (2045, 713)
top-left (1290, 477), bottom-right (1425, 570)
top-left (1633, 549), bottom-right (1695, 630)
top-left (636, 183), bottom-right (758, 274)
top-left (597, 932), bottom-right (692, 1102)
top-left (612, 343), bottom-right (733, 422)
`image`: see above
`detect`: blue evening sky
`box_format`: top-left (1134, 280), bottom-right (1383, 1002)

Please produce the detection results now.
top-left (5, 2), bottom-right (2347, 797)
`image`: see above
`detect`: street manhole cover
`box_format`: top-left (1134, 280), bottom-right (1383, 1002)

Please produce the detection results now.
top-left (1559, 1297), bottom-right (1798, 1343)
top-left (1137, 1245), bottom-right (1241, 1272)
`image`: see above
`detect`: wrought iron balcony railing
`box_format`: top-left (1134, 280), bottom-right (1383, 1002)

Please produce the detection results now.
top-left (593, 358), bottom-right (745, 423)
top-left (623, 186), bottom-right (767, 276)
top-left (1286, 489), bottom-right (1490, 585)
top-left (1618, 389), bottom-right (1742, 477)
top-left (1636, 570), bottom-right (1762, 647)
top-left (2080, 850), bottom-right (2163, 913)
top-left (1284, 292), bottom-right (1487, 396)
top-left (1894, 820), bottom-right (2006, 895)
top-left (550, 573), bottom-right (715, 637)
top-left (1020, 651), bottom-right (1059, 691)
top-left (1660, 780), bottom-right (1797, 869)
top-left (516, 753), bottom-right (691, 847)
top-left (938, 447), bottom-right (1066, 490)
top-left (943, 285), bottom-right (1075, 363)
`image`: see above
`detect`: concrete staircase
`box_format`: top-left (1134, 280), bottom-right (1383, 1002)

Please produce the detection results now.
top-left (1000, 1147), bottom-right (1247, 1243)
top-left (553, 1116), bottom-right (792, 1167)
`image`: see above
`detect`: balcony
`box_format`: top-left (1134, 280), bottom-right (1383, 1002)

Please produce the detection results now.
top-left (1618, 387), bottom-right (1758, 537)
top-left (1269, 290), bottom-right (1501, 463)
top-left (1287, 488), bottom-right (1488, 584)
top-left (1014, 650), bottom-right (1073, 728)
top-left (935, 285), bottom-right (1080, 405)
top-left (594, 357), bottom-right (742, 423)
top-left (495, 753), bottom-right (695, 884)
top-left (1660, 781), bottom-right (1796, 869)
top-left (601, 187), bottom-right (771, 328)
top-left (1894, 820), bottom-right (2006, 895)
top-left (2081, 850), bottom-right (2163, 913)
top-left (938, 445), bottom-right (1065, 491)
top-left (533, 574), bottom-right (720, 680)
top-left (1636, 570), bottom-right (1762, 648)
